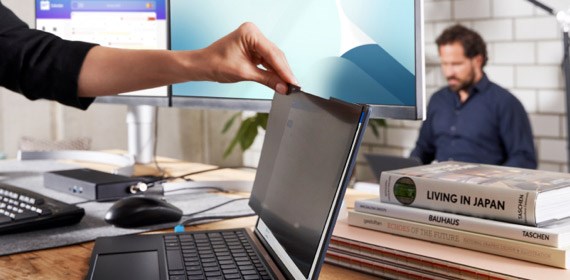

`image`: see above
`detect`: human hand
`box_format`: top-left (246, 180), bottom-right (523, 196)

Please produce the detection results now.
top-left (198, 22), bottom-right (297, 94)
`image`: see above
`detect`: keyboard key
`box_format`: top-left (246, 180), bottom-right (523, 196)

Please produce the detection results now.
top-left (241, 270), bottom-right (257, 275)
top-left (220, 264), bottom-right (237, 270)
top-left (188, 275), bottom-right (205, 280)
top-left (169, 276), bottom-right (186, 280)
top-left (222, 268), bottom-right (239, 274)
top-left (204, 267), bottom-right (220, 272)
top-left (186, 265), bottom-right (202, 273)
top-left (244, 275), bottom-right (260, 280)
top-left (223, 274), bottom-right (241, 279)
top-left (169, 270), bottom-right (186, 275)
top-left (239, 265), bottom-right (255, 271)
top-left (187, 270), bottom-right (204, 275)
top-left (205, 271), bottom-right (221, 277)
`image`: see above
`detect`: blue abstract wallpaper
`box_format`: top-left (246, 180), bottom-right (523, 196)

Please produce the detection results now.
top-left (171, 0), bottom-right (416, 106)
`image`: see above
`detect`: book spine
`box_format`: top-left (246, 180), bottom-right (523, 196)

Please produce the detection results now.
top-left (326, 245), bottom-right (511, 280)
top-left (348, 211), bottom-right (568, 268)
top-left (326, 249), bottom-right (456, 280)
top-left (379, 171), bottom-right (539, 225)
top-left (355, 199), bottom-right (563, 247)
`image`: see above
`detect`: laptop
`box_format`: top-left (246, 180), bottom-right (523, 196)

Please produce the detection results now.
top-left (85, 91), bottom-right (370, 280)
top-left (364, 153), bottom-right (422, 181)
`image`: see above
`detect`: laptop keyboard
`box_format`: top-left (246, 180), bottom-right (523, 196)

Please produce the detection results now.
top-left (163, 229), bottom-right (274, 280)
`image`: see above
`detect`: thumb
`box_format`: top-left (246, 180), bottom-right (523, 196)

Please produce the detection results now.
top-left (251, 68), bottom-right (288, 94)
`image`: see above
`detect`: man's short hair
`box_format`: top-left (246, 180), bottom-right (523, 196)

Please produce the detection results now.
top-left (436, 24), bottom-right (488, 67)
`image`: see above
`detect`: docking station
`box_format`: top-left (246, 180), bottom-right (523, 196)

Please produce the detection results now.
top-left (44, 168), bottom-right (142, 201)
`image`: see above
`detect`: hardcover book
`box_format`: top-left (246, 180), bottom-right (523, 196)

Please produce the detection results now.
top-left (348, 210), bottom-right (570, 268)
top-left (379, 161), bottom-right (570, 226)
top-left (356, 198), bottom-right (570, 248)
top-left (330, 219), bottom-right (570, 279)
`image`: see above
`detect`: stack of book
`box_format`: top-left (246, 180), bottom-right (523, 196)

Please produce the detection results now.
top-left (327, 161), bottom-right (570, 279)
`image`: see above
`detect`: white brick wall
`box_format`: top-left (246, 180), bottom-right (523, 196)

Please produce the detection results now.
top-left (472, 19), bottom-right (514, 42)
top-left (538, 90), bottom-right (566, 113)
top-left (493, 42), bottom-right (535, 64)
top-left (492, 0), bottom-right (534, 17)
top-left (515, 17), bottom-right (560, 40)
top-left (455, 0), bottom-right (491, 20)
top-left (539, 139), bottom-right (568, 163)
top-left (538, 41), bottom-right (564, 64)
top-left (425, 1), bottom-right (453, 21)
top-left (530, 114), bottom-right (560, 137)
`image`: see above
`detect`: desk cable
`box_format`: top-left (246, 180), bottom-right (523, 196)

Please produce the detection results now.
top-left (174, 197), bottom-right (255, 232)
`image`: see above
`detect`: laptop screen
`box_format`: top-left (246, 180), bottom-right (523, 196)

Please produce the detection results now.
top-left (249, 92), bottom-right (367, 279)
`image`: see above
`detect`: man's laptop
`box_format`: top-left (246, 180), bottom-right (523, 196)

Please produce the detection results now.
top-left (364, 153), bottom-right (422, 181)
top-left (85, 91), bottom-right (370, 280)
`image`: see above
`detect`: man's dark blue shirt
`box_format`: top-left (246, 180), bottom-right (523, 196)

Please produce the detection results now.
top-left (411, 74), bottom-right (537, 169)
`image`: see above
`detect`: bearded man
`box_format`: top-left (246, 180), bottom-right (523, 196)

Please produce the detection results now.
top-left (410, 24), bottom-right (537, 169)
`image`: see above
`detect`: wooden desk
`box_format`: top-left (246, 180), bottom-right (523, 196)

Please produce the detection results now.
top-left (0, 216), bottom-right (377, 280)
top-left (0, 157), bottom-right (378, 280)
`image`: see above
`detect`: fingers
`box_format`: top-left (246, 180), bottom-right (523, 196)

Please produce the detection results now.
top-left (240, 23), bottom-right (298, 87)
top-left (251, 67), bottom-right (288, 94)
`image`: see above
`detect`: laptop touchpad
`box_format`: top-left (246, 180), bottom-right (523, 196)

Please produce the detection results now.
top-left (92, 251), bottom-right (159, 280)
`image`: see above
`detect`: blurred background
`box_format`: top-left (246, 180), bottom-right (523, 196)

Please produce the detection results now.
top-left (1, 0), bottom-right (569, 181)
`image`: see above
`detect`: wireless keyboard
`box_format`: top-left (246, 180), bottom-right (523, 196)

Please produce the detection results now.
top-left (0, 183), bottom-right (85, 234)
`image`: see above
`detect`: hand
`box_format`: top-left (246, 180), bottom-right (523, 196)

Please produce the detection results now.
top-left (199, 22), bottom-right (297, 94)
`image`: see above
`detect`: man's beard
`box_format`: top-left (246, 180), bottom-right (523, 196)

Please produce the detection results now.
top-left (447, 68), bottom-right (476, 92)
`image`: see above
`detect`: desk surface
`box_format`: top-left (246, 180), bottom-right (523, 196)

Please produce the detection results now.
top-left (0, 217), bottom-right (377, 280)
top-left (0, 156), bottom-right (378, 280)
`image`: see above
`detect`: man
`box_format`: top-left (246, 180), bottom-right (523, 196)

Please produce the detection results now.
top-left (0, 2), bottom-right (296, 110)
top-left (411, 24), bottom-right (537, 169)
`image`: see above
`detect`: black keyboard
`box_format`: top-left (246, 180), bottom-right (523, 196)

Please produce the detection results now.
top-left (163, 229), bottom-right (274, 280)
top-left (0, 183), bottom-right (85, 234)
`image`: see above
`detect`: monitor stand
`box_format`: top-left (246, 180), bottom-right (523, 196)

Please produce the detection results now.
top-left (126, 105), bottom-right (156, 164)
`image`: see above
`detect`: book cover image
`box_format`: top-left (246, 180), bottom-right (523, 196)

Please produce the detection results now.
top-left (392, 162), bottom-right (570, 192)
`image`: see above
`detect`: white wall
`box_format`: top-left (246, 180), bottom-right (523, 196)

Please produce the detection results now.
top-left (243, 0), bottom-right (570, 179)
top-left (0, 0), bottom-right (242, 167)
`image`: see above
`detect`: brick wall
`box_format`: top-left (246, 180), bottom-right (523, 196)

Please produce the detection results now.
top-left (243, 0), bottom-right (570, 179)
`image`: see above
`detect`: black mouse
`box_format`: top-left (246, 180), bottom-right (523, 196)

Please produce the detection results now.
top-left (104, 196), bottom-right (183, 228)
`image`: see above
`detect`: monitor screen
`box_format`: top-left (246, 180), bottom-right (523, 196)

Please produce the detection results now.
top-left (170, 0), bottom-right (425, 119)
top-left (35, 0), bottom-right (169, 106)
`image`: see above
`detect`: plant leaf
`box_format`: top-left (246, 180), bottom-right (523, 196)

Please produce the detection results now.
top-left (221, 112), bottom-right (242, 134)
top-left (239, 118), bottom-right (258, 150)
top-left (257, 113), bottom-right (269, 130)
top-left (223, 117), bottom-right (251, 158)
top-left (367, 119), bottom-right (387, 138)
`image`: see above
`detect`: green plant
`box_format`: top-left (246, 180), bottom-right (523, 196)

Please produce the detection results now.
top-left (222, 112), bottom-right (386, 158)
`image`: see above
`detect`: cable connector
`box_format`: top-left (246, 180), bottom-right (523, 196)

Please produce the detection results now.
top-left (174, 224), bottom-right (185, 233)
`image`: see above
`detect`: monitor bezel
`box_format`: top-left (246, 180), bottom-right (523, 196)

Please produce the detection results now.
top-left (169, 0), bottom-right (425, 120)
top-left (33, 0), bottom-right (172, 107)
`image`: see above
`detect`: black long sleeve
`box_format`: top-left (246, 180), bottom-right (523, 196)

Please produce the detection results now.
top-left (0, 2), bottom-right (97, 109)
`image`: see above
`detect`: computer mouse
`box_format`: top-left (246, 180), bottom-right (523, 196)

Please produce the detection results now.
top-left (104, 196), bottom-right (183, 228)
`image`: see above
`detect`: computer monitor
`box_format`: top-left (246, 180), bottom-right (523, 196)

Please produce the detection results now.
top-left (35, 0), bottom-right (170, 107)
top-left (170, 0), bottom-right (425, 120)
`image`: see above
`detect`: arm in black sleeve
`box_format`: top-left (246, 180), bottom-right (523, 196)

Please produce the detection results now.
top-left (0, 3), bottom-right (97, 109)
